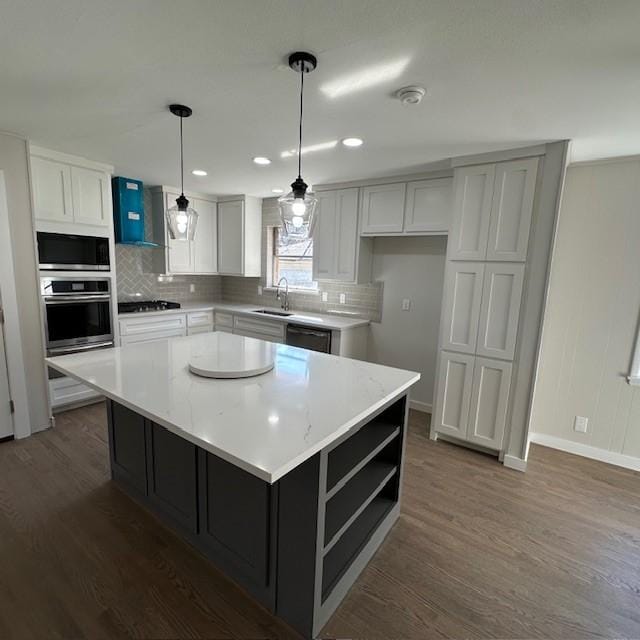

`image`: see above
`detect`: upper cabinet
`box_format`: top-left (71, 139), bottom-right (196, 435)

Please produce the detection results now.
top-left (217, 197), bottom-right (261, 277)
top-left (31, 149), bottom-right (112, 229)
top-left (449, 158), bottom-right (538, 261)
top-left (312, 188), bottom-right (371, 283)
top-left (192, 197), bottom-right (218, 273)
top-left (360, 178), bottom-right (452, 236)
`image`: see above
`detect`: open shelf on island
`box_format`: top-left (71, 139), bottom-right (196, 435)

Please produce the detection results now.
top-left (321, 481), bottom-right (396, 601)
top-left (326, 405), bottom-right (403, 497)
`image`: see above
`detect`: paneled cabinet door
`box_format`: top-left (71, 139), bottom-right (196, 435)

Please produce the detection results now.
top-left (31, 157), bottom-right (73, 223)
top-left (486, 158), bottom-right (538, 261)
top-left (165, 192), bottom-right (194, 273)
top-left (466, 357), bottom-right (512, 449)
top-left (403, 178), bottom-right (452, 233)
top-left (334, 188), bottom-right (359, 280)
top-left (360, 183), bottom-right (406, 234)
top-left (70, 166), bottom-right (110, 226)
top-left (312, 191), bottom-right (337, 280)
top-left (217, 200), bottom-right (244, 275)
top-left (449, 164), bottom-right (495, 260)
top-left (434, 351), bottom-right (475, 440)
top-left (192, 197), bottom-right (217, 273)
top-left (476, 263), bottom-right (525, 360)
top-left (440, 262), bottom-right (485, 354)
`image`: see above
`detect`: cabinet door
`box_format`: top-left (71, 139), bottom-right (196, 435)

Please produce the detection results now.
top-left (31, 157), bottom-right (73, 223)
top-left (434, 351), bottom-right (475, 440)
top-left (334, 188), bottom-right (359, 280)
top-left (440, 262), bottom-right (485, 354)
top-left (165, 191), bottom-right (194, 273)
top-left (486, 158), bottom-right (538, 261)
top-left (467, 357), bottom-right (512, 449)
top-left (360, 183), bottom-right (406, 234)
top-left (217, 200), bottom-right (244, 275)
top-left (449, 164), bottom-right (494, 260)
top-left (476, 263), bottom-right (524, 360)
top-left (312, 191), bottom-right (337, 280)
top-left (71, 166), bottom-right (110, 226)
top-left (192, 197), bottom-right (217, 273)
top-left (107, 402), bottom-right (147, 494)
top-left (403, 178), bottom-right (452, 233)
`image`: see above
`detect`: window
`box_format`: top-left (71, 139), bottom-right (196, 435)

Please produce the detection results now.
top-left (271, 228), bottom-right (317, 291)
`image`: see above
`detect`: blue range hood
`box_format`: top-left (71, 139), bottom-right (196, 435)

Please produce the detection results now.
top-left (112, 176), bottom-right (160, 247)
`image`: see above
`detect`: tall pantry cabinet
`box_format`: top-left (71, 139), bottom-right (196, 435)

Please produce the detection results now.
top-left (433, 157), bottom-right (539, 451)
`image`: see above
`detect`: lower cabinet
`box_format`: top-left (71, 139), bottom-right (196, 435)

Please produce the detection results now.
top-left (108, 402), bottom-right (148, 494)
top-left (434, 351), bottom-right (512, 450)
top-left (232, 316), bottom-right (284, 343)
top-left (49, 375), bottom-right (102, 410)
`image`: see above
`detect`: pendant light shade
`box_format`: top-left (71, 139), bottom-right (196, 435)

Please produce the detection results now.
top-left (166, 104), bottom-right (198, 241)
top-left (278, 52), bottom-right (318, 239)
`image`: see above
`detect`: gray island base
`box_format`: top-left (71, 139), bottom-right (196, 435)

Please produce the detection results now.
top-left (106, 393), bottom-right (409, 638)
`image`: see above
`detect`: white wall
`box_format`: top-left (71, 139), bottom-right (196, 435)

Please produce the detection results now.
top-left (368, 236), bottom-right (447, 409)
top-left (529, 158), bottom-right (640, 468)
top-left (0, 133), bottom-right (49, 435)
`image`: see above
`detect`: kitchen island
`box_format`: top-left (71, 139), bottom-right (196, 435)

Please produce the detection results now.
top-left (47, 332), bottom-right (419, 638)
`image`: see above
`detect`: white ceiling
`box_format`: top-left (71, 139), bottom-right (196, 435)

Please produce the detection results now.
top-left (2, 0), bottom-right (640, 197)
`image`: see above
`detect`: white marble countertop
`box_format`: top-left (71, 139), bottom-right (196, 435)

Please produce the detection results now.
top-left (46, 332), bottom-right (419, 483)
top-left (118, 301), bottom-right (370, 330)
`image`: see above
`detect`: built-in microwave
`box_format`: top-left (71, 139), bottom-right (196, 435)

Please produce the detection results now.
top-left (37, 232), bottom-right (110, 271)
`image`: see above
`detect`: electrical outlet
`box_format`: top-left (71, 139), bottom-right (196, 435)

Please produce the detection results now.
top-left (402, 298), bottom-right (411, 311)
top-left (321, 291), bottom-right (328, 302)
top-left (339, 293), bottom-right (346, 304)
top-left (574, 415), bottom-right (588, 433)
top-left (258, 285), bottom-right (263, 296)
top-left (189, 283), bottom-right (195, 293)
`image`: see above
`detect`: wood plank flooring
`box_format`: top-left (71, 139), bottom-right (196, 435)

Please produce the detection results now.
top-left (0, 403), bottom-right (638, 639)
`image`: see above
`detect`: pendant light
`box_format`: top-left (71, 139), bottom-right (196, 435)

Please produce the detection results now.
top-left (278, 52), bottom-right (318, 239)
top-left (166, 104), bottom-right (198, 241)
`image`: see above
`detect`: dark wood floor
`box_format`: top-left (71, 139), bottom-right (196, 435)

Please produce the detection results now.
top-left (0, 404), bottom-right (639, 639)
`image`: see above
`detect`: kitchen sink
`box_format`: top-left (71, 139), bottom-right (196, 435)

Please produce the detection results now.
top-left (252, 309), bottom-right (293, 317)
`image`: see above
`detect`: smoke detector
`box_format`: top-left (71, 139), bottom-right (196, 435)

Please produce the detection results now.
top-left (396, 85), bottom-right (426, 106)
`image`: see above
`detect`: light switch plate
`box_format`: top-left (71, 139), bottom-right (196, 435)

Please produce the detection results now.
top-left (574, 415), bottom-right (588, 433)
top-left (339, 293), bottom-right (346, 304)
top-left (402, 298), bottom-right (411, 311)
top-left (321, 291), bottom-right (328, 302)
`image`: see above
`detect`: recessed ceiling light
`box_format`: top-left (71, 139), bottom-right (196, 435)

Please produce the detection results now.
top-left (271, 188), bottom-right (284, 194)
top-left (253, 156), bottom-right (271, 165)
top-left (191, 169), bottom-right (207, 176)
top-left (342, 137), bottom-right (364, 148)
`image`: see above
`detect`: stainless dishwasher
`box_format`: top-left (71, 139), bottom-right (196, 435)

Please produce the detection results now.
top-left (285, 324), bottom-right (332, 353)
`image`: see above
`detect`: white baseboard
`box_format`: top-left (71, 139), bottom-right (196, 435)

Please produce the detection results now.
top-left (503, 454), bottom-right (527, 472)
top-left (529, 433), bottom-right (640, 472)
top-left (409, 400), bottom-right (432, 413)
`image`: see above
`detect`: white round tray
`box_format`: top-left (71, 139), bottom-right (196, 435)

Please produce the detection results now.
top-left (188, 339), bottom-right (276, 379)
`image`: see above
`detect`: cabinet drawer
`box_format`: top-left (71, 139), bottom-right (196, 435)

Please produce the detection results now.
top-left (49, 376), bottom-right (101, 409)
top-left (187, 310), bottom-right (214, 327)
top-left (120, 328), bottom-right (186, 345)
top-left (214, 312), bottom-right (234, 329)
top-left (119, 313), bottom-right (186, 336)
top-left (187, 325), bottom-right (213, 336)
top-left (233, 316), bottom-right (285, 341)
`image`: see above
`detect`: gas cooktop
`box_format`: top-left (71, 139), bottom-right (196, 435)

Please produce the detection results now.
top-left (118, 300), bottom-right (181, 314)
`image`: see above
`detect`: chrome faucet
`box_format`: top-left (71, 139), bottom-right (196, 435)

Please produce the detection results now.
top-left (276, 277), bottom-right (290, 311)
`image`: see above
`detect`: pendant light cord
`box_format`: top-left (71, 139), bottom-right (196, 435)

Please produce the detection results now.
top-left (298, 65), bottom-right (304, 179)
top-left (179, 115), bottom-right (184, 195)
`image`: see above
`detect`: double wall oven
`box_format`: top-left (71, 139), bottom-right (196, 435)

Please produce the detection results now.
top-left (41, 277), bottom-right (114, 356)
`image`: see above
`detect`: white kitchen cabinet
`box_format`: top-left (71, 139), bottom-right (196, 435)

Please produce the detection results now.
top-left (403, 178), bottom-right (452, 234)
top-left (166, 191), bottom-right (195, 273)
top-left (187, 310), bottom-right (214, 335)
top-left (192, 197), bottom-right (218, 273)
top-left (313, 188), bottom-right (371, 283)
top-left (360, 183), bottom-right (406, 234)
top-left (476, 263), bottom-right (525, 360)
top-left (486, 158), bottom-right (538, 261)
top-left (440, 262), bottom-right (485, 355)
top-left (119, 312), bottom-right (187, 345)
top-left (70, 166), bottom-right (111, 226)
top-left (232, 316), bottom-right (284, 343)
top-left (448, 164), bottom-right (495, 260)
top-left (31, 157), bottom-right (73, 223)
top-left (214, 312), bottom-right (234, 333)
top-left (49, 376), bottom-right (101, 410)
top-left (217, 197), bottom-right (261, 277)
top-left (466, 357), bottom-right (512, 449)
top-left (434, 351), bottom-right (475, 440)
top-left (31, 155), bottom-right (110, 228)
